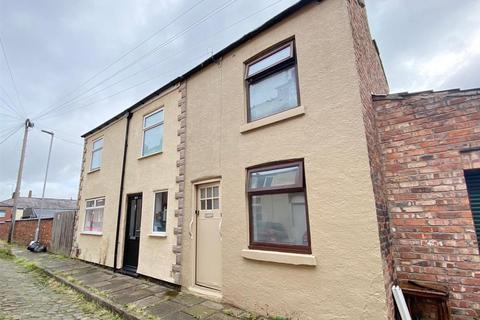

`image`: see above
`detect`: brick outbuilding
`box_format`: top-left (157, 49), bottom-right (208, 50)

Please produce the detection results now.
top-left (374, 88), bottom-right (480, 319)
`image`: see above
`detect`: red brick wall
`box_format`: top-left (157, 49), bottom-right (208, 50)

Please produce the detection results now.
top-left (375, 89), bottom-right (480, 319)
top-left (346, 0), bottom-right (395, 318)
top-left (0, 219), bottom-right (53, 248)
top-left (0, 222), bottom-right (9, 241)
top-left (0, 206), bottom-right (12, 223)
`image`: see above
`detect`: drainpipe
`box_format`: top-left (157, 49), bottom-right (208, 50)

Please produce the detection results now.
top-left (114, 111), bottom-right (132, 272)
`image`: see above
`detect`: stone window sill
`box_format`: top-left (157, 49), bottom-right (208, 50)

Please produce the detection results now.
top-left (81, 231), bottom-right (103, 236)
top-left (87, 168), bottom-right (100, 174)
top-left (240, 105), bottom-right (305, 134)
top-left (148, 232), bottom-right (167, 238)
top-left (138, 151), bottom-right (163, 160)
top-left (241, 249), bottom-right (316, 266)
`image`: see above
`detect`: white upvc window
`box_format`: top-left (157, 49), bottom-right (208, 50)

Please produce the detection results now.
top-left (153, 191), bottom-right (168, 233)
top-left (84, 197), bottom-right (105, 233)
top-left (142, 109), bottom-right (164, 157)
top-left (90, 138), bottom-right (103, 171)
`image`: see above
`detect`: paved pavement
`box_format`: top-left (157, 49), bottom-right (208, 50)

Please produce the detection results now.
top-left (0, 256), bottom-right (120, 320)
top-left (1, 243), bottom-right (258, 320)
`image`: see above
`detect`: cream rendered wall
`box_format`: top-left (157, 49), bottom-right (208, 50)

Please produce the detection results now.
top-left (75, 86), bottom-right (180, 284)
top-left (117, 87), bottom-right (180, 283)
top-left (76, 117), bottom-right (126, 267)
top-left (182, 1), bottom-right (387, 319)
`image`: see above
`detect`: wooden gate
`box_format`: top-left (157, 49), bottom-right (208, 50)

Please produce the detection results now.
top-left (50, 211), bottom-right (76, 256)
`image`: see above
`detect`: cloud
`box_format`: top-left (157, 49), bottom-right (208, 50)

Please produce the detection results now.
top-left (0, 0), bottom-right (298, 201)
top-left (1, 0), bottom-right (479, 202)
top-left (367, 0), bottom-right (480, 92)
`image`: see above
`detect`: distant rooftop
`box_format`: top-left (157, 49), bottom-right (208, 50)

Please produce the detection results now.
top-left (0, 197), bottom-right (77, 210)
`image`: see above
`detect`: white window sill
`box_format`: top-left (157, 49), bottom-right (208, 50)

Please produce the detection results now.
top-left (148, 232), bottom-right (167, 238)
top-left (81, 231), bottom-right (103, 236)
top-left (241, 249), bottom-right (316, 266)
top-left (138, 151), bottom-right (163, 160)
top-left (88, 168), bottom-right (100, 174)
top-left (240, 105), bottom-right (305, 134)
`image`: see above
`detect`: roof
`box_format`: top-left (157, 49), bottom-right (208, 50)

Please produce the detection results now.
top-left (82, 0), bottom-right (318, 138)
top-left (22, 208), bottom-right (76, 220)
top-left (373, 87), bottom-right (480, 101)
top-left (0, 201), bottom-right (11, 208)
top-left (0, 197), bottom-right (78, 210)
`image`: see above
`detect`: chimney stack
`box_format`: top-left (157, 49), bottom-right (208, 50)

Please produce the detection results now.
top-left (28, 190), bottom-right (32, 198)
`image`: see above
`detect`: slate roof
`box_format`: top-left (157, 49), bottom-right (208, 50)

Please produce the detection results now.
top-left (22, 208), bottom-right (76, 220)
top-left (0, 197), bottom-right (77, 210)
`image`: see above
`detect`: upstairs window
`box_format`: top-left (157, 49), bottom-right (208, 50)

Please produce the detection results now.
top-left (90, 138), bottom-right (103, 171)
top-left (142, 109), bottom-right (164, 157)
top-left (0, 210), bottom-right (5, 218)
top-left (247, 160), bottom-right (311, 254)
top-left (245, 40), bottom-right (300, 122)
top-left (84, 198), bottom-right (105, 233)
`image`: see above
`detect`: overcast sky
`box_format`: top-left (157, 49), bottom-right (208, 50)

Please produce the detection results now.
top-left (0, 0), bottom-right (479, 202)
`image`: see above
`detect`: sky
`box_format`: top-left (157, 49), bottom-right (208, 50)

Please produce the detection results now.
top-left (0, 0), bottom-right (479, 202)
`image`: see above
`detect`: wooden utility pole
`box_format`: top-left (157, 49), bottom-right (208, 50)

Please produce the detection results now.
top-left (8, 118), bottom-right (34, 243)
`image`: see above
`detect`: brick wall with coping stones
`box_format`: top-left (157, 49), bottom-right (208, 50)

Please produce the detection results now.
top-left (0, 219), bottom-right (53, 248)
top-left (374, 89), bottom-right (480, 319)
top-left (172, 81), bottom-right (187, 284)
top-left (346, 0), bottom-right (395, 318)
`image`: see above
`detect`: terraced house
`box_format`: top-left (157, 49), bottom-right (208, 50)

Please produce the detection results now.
top-left (72, 0), bottom-right (395, 318)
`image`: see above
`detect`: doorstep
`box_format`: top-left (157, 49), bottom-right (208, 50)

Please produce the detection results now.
top-left (0, 241), bottom-right (267, 320)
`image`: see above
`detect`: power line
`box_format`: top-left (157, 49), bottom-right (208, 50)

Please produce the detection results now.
top-left (37, 0), bottom-right (284, 121)
top-left (43, 51), bottom-right (212, 120)
top-left (40, 50), bottom-right (211, 119)
top-left (0, 111), bottom-right (22, 120)
top-left (0, 124), bottom-right (22, 145)
top-left (34, 0), bottom-right (239, 121)
top-left (0, 83), bottom-right (22, 116)
top-left (36, 0), bottom-right (286, 119)
top-left (55, 136), bottom-right (84, 147)
top-left (0, 32), bottom-right (26, 118)
top-left (33, 0), bottom-right (208, 120)
top-left (34, 126), bottom-right (83, 147)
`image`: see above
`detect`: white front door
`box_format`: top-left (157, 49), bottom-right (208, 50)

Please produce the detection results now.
top-left (196, 183), bottom-right (222, 290)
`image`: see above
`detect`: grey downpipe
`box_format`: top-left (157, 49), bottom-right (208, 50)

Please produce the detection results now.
top-left (114, 111), bottom-right (132, 272)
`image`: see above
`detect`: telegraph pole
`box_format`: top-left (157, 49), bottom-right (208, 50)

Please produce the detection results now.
top-left (8, 118), bottom-right (34, 243)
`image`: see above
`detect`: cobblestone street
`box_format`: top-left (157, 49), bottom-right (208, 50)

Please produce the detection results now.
top-left (0, 257), bottom-right (119, 320)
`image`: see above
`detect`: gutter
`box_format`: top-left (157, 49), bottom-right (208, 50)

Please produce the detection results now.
top-left (113, 111), bottom-right (132, 272)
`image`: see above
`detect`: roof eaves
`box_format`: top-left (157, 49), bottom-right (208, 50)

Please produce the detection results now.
top-left (81, 0), bottom-right (318, 138)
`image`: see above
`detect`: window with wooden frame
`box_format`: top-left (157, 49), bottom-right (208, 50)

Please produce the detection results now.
top-left (90, 138), bottom-right (103, 171)
top-left (142, 109), bottom-right (164, 157)
top-left (247, 160), bottom-right (311, 254)
top-left (245, 39), bottom-right (300, 122)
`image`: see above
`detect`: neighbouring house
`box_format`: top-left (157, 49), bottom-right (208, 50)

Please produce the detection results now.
top-left (0, 194), bottom-right (77, 247)
top-left (0, 201), bottom-right (13, 241)
top-left (71, 0), bottom-right (480, 319)
top-left (0, 201), bottom-right (13, 223)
